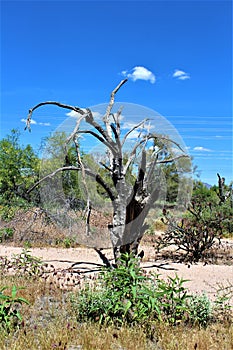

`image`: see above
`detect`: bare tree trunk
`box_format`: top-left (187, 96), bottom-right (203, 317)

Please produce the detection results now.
top-left (217, 173), bottom-right (225, 204)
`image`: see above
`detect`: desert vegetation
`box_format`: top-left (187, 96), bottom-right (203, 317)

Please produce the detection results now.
top-left (0, 81), bottom-right (232, 349)
top-left (0, 251), bottom-right (232, 349)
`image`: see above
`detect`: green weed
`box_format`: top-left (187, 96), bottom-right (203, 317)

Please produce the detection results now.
top-left (0, 285), bottom-right (29, 332)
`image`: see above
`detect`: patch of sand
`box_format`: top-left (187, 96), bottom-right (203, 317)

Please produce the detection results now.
top-left (0, 244), bottom-right (232, 303)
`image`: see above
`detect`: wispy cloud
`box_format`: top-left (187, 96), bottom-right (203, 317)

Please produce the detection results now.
top-left (21, 118), bottom-right (36, 125)
top-left (193, 146), bottom-right (212, 152)
top-left (173, 69), bottom-right (190, 80)
top-left (66, 110), bottom-right (102, 120)
top-left (66, 110), bottom-right (82, 118)
top-left (121, 121), bottom-right (139, 130)
top-left (20, 118), bottom-right (50, 126)
top-left (39, 122), bottom-right (50, 126)
top-left (122, 66), bottom-right (156, 84)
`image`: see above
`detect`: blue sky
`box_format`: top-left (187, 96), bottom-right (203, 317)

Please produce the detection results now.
top-left (1, 0), bottom-right (232, 185)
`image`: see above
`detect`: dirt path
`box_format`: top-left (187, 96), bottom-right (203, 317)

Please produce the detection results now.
top-left (1, 244), bottom-right (232, 303)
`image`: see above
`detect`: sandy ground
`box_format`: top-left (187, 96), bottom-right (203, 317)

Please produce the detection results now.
top-left (0, 244), bottom-right (232, 303)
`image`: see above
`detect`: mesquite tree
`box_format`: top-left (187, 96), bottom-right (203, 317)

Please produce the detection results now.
top-left (26, 79), bottom-right (191, 265)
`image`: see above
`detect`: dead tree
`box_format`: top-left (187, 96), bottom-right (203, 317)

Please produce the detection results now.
top-left (217, 173), bottom-right (226, 204)
top-left (26, 79), bottom-right (190, 265)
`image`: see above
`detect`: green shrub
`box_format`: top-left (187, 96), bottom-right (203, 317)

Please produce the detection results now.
top-left (70, 254), bottom-right (192, 326)
top-left (188, 293), bottom-right (212, 327)
top-left (156, 274), bottom-right (190, 325)
top-left (70, 255), bottom-right (232, 328)
top-left (0, 285), bottom-right (29, 332)
top-left (70, 254), bottom-right (160, 325)
top-left (0, 228), bottom-right (14, 242)
top-left (212, 282), bottom-right (233, 322)
top-left (11, 249), bottom-right (44, 277)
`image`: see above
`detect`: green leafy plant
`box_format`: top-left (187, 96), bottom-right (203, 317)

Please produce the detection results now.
top-left (11, 248), bottom-right (44, 277)
top-left (156, 274), bottom-right (190, 325)
top-left (0, 228), bottom-right (14, 242)
top-left (71, 254), bottom-right (161, 325)
top-left (62, 237), bottom-right (76, 248)
top-left (0, 129), bottom-right (40, 220)
top-left (0, 285), bottom-right (29, 332)
top-left (99, 254), bottom-right (162, 324)
top-left (188, 293), bottom-right (212, 327)
top-left (212, 282), bottom-right (233, 322)
top-left (70, 254), bottom-right (192, 326)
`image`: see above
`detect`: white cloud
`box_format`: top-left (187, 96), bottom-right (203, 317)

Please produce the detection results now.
top-left (121, 120), bottom-right (154, 131)
top-left (121, 121), bottom-right (139, 130)
top-left (173, 69), bottom-right (190, 80)
top-left (126, 130), bottom-right (141, 139)
top-left (122, 66), bottom-right (156, 84)
top-left (21, 118), bottom-right (37, 125)
top-left (66, 110), bottom-right (83, 118)
top-left (193, 146), bottom-right (212, 152)
top-left (20, 118), bottom-right (50, 126)
top-left (92, 111), bottom-right (103, 119)
top-left (66, 110), bottom-right (102, 120)
top-left (39, 122), bottom-right (51, 126)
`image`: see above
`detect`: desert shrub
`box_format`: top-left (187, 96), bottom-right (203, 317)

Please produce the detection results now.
top-left (157, 202), bottom-right (228, 262)
top-left (212, 282), bottom-right (233, 322)
top-left (156, 178), bottom-right (233, 263)
top-left (158, 214), bottom-right (220, 263)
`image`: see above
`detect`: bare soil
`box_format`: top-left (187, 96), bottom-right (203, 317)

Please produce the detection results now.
top-left (0, 241), bottom-right (232, 303)
top-left (0, 209), bottom-right (232, 303)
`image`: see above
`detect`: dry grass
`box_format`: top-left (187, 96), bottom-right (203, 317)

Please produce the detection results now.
top-left (1, 209), bottom-right (233, 349)
top-left (0, 274), bottom-right (232, 350)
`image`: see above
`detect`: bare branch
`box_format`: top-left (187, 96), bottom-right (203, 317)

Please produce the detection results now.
top-left (153, 134), bottom-right (186, 153)
top-left (100, 162), bottom-right (112, 173)
top-left (74, 137), bottom-right (92, 236)
top-left (144, 153), bottom-right (159, 188)
top-left (27, 166), bottom-right (80, 193)
top-left (122, 118), bottom-right (149, 146)
top-left (157, 154), bottom-right (190, 164)
top-left (103, 80), bottom-right (127, 168)
top-left (77, 130), bottom-right (117, 155)
top-left (104, 79), bottom-right (127, 121)
top-left (123, 138), bottom-right (146, 175)
top-left (27, 165), bottom-right (116, 202)
top-left (115, 106), bottom-right (123, 136)
top-left (110, 123), bottom-right (122, 152)
top-left (95, 173), bottom-right (116, 201)
top-left (65, 110), bottom-right (91, 146)
top-left (94, 248), bottom-right (112, 268)
top-left (26, 101), bottom-right (85, 131)
top-left (85, 109), bottom-right (117, 147)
